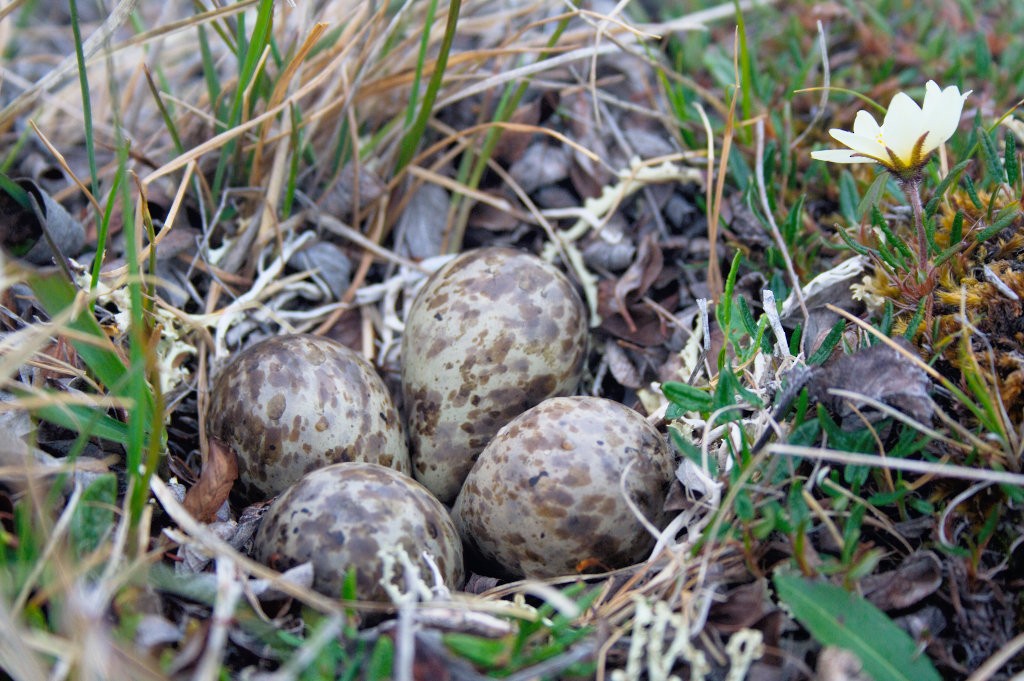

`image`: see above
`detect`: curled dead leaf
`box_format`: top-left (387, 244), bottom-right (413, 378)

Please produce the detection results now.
top-left (182, 439), bottom-right (238, 524)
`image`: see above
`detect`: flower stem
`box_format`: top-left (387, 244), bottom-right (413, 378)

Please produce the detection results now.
top-left (903, 177), bottom-right (928, 270)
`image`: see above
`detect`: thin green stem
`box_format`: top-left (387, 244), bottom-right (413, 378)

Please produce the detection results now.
top-left (68, 0), bottom-right (100, 221)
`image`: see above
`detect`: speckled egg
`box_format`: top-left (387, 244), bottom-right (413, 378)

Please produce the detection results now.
top-left (254, 462), bottom-right (464, 601)
top-left (452, 396), bottom-right (675, 579)
top-left (207, 334), bottom-right (409, 501)
top-left (401, 248), bottom-right (588, 504)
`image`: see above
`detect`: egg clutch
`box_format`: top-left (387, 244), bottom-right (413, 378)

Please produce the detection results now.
top-left (207, 247), bottom-right (679, 602)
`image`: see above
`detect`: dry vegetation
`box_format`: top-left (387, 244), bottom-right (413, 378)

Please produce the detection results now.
top-left (1, 0), bottom-right (1023, 679)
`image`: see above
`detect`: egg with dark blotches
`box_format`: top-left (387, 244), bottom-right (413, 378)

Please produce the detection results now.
top-left (452, 396), bottom-right (675, 579)
top-left (207, 334), bottom-right (409, 501)
top-left (401, 248), bottom-right (588, 504)
top-left (254, 462), bottom-right (464, 601)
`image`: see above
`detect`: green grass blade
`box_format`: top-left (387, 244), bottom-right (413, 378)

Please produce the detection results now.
top-left (68, 0), bottom-right (99, 206)
top-left (198, 23), bottom-right (222, 116)
top-left (89, 170), bottom-right (123, 295)
top-left (394, 0), bottom-right (461, 174)
top-left (29, 402), bottom-right (129, 444)
top-left (732, 0), bottom-right (756, 132)
top-left (774, 572), bottom-right (941, 681)
top-left (405, 0), bottom-right (439, 128)
top-left (212, 0), bottom-right (275, 199)
top-left (0, 172), bottom-right (30, 209)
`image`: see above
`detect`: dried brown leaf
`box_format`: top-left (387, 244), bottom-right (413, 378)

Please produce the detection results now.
top-left (612, 234), bottom-right (663, 333)
top-left (604, 339), bottom-right (642, 389)
top-left (807, 338), bottom-right (933, 430)
top-left (183, 439), bottom-right (238, 524)
top-left (862, 551), bottom-right (943, 611)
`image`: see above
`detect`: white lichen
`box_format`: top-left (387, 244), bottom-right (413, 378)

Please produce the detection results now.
top-left (610, 596), bottom-right (710, 681)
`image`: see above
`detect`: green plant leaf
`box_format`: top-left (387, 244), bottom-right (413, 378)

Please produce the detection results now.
top-left (31, 402), bottom-right (129, 444)
top-left (974, 206), bottom-right (1021, 242)
top-left (365, 635), bottom-right (394, 681)
top-left (774, 572), bottom-right (941, 681)
top-left (444, 632), bottom-right (512, 668)
top-left (855, 171), bottom-right (888, 221)
top-left (663, 381), bottom-right (714, 413)
top-left (924, 158), bottom-right (972, 216)
top-left (839, 170), bottom-right (860, 226)
top-left (807, 319), bottom-right (844, 365)
top-left (977, 125), bottom-right (1004, 182)
top-left (71, 473), bottom-right (116, 555)
top-left (1005, 132), bottom-right (1019, 187)
top-left (24, 268), bottom-right (129, 392)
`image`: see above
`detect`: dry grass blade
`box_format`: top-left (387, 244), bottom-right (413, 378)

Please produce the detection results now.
top-left (769, 444), bottom-right (1024, 486)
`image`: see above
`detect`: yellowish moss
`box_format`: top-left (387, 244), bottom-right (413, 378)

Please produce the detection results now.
top-left (859, 186), bottom-right (1024, 424)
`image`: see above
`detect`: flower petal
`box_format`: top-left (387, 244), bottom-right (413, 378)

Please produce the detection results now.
top-left (851, 110), bottom-right (882, 139)
top-left (829, 128), bottom-right (888, 161)
top-left (920, 81), bottom-right (969, 153)
top-left (881, 92), bottom-right (927, 164)
top-left (811, 149), bottom-right (874, 164)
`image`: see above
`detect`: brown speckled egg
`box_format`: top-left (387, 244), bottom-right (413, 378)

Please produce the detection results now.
top-left (401, 248), bottom-right (588, 504)
top-left (452, 396), bottom-right (675, 579)
top-left (207, 334), bottom-right (409, 501)
top-left (254, 462), bottom-right (464, 601)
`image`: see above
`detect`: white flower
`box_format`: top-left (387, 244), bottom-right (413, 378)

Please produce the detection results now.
top-left (811, 81), bottom-right (971, 178)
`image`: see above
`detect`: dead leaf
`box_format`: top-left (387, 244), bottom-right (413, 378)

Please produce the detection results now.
top-left (183, 439), bottom-right (238, 524)
top-left (605, 339), bottom-right (642, 389)
top-left (134, 614), bottom-right (183, 651)
top-left (491, 96), bottom-right (546, 163)
top-left (469, 193), bottom-right (521, 232)
top-left (249, 562), bottom-right (314, 602)
top-left (395, 182), bottom-right (449, 260)
top-left (723, 193), bottom-right (771, 249)
top-left (708, 580), bottom-right (772, 632)
top-left (289, 240), bottom-right (352, 299)
top-left (807, 338), bottom-right (933, 430)
top-left (612, 234), bottom-right (663, 332)
top-left (861, 551), bottom-right (943, 611)
top-left (319, 161), bottom-right (385, 219)
top-left (597, 291), bottom-right (674, 346)
top-left (508, 141), bottom-right (571, 195)
top-left (0, 178), bottom-right (84, 264)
